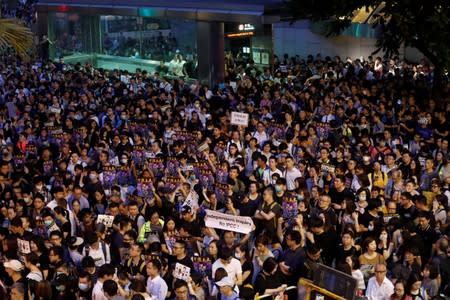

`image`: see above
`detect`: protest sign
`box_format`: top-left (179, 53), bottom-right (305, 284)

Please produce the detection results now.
top-left (183, 190), bottom-right (199, 211)
top-left (97, 214), bottom-right (115, 227)
top-left (173, 263), bottom-right (191, 281)
top-left (193, 256), bottom-right (212, 278)
top-left (230, 112), bottom-right (249, 126)
top-left (18, 239), bottom-right (31, 254)
top-left (205, 209), bottom-right (254, 234)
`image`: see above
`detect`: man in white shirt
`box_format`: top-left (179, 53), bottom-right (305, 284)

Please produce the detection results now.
top-left (365, 264), bottom-right (394, 300)
top-left (92, 264), bottom-right (115, 300)
top-left (146, 259), bottom-right (168, 300)
top-left (212, 247), bottom-right (242, 291)
top-left (283, 156), bottom-right (302, 191)
top-left (263, 156), bottom-right (283, 186)
top-left (252, 122), bottom-right (268, 145)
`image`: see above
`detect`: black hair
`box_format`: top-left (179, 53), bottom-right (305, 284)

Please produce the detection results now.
top-left (262, 257), bottom-right (278, 273)
top-left (97, 263), bottom-right (115, 279)
top-left (103, 280), bottom-right (118, 297)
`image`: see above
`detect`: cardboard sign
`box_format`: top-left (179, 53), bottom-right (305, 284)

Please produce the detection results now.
top-left (205, 209), bottom-right (254, 234)
top-left (97, 214), bottom-right (114, 227)
top-left (321, 163), bottom-right (335, 173)
top-left (230, 112), bottom-right (249, 126)
top-left (18, 239), bottom-right (31, 254)
top-left (173, 263), bottom-right (191, 281)
top-left (183, 190), bottom-right (199, 212)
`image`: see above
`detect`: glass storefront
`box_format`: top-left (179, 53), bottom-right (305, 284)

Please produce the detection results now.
top-left (48, 12), bottom-right (198, 78)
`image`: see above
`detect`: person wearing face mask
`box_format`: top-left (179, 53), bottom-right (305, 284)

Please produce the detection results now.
top-left (273, 177), bottom-right (286, 205)
top-left (77, 271), bottom-right (94, 300)
top-left (234, 245), bottom-right (253, 286)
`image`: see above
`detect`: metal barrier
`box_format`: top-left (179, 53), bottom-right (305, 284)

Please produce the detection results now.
top-left (298, 278), bottom-right (346, 300)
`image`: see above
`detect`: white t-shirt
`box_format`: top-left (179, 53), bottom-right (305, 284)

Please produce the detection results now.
top-left (92, 281), bottom-right (108, 300)
top-left (212, 258), bottom-right (242, 288)
top-left (263, 168), bottom-right (283, 186)
top-left (82, 243), bottom-right (111, 267)
top-left (284, 167), bottom-right (302, 191)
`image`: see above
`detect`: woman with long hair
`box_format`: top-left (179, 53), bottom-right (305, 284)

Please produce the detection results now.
top-left (161, 217), bottom-right (178, 256)
top-left (234, 244), bottom-right (253, 286)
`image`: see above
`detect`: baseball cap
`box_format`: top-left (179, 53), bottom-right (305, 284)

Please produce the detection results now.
top-left (216, 277), bottom-right (234, 287)
top-left (4, 259), bottom-right (24, 272)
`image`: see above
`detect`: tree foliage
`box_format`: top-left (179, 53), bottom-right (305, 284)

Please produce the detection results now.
top-left (0, 18), bottom-right (34, 58)
top-left (284, 0), bottom-right (450, 69)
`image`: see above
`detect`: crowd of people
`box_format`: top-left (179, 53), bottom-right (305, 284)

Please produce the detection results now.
top-left (0, 0), bottom-right (37, 25)
top-left (0, 42), bottom-right (449, 300)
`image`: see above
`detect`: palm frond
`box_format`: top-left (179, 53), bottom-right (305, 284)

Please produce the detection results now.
top-left (0, 18), bottom-right (34, 57)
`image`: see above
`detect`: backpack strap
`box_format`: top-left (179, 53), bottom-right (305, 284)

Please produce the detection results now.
top-left (101, 241), bottom-right (107, 261)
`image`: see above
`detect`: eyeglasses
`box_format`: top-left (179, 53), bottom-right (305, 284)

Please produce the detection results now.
top-left (175, 289), bottom-right (188, 294)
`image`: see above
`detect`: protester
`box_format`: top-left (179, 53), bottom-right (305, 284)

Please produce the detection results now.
top-left (0, 48), bottom-right (449, 300)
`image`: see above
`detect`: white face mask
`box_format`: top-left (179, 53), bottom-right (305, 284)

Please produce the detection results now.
top-left (359, 195), bottom-right (367, 201)
top-left (121, 158), bottom-right (128, 164)
top-left (234, 252), bottom-right (241, 259)
top-left (368, 224), bottom-right (374, 231)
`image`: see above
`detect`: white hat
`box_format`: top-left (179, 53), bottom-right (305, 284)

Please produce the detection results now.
top-left (216, 277), bottom-right (234, 287)
top-left (4, 259), bottom-right (24, 272)
top-left (69, 236), bottom-right (84, 247)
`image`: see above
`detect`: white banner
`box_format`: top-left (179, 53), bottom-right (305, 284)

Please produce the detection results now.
top-left (205, 209), bottom-right (254, 234)
top-left (230, 112), bottom-right (249, 126)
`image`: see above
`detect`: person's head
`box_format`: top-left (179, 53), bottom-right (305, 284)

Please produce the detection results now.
top-left (146, 258), bottom-right (162, 278)
top-left (310, 217), bottom-right (325, 234)
top-left (306, 244), bottom-right (322, 262)
top-left (403, 247), bottom-right (419, 264)
top-left (417, 211), bottom-right (431, 230)
top-left (208, 240), bottom-right (219, 257)
top-left (174, 279), bottom-right (189, 300)
top-left (173, 240), bottom-right (187, 257)
top-left (218, 246), bottom-right (234, 265)
top-left (341, 230), bottom-right (355, 247)
top-left (255, 235), bottom-right (269, 253)
top-left (49, 230), bottom-right (63, 247)
top-left (318, 195), bottom-right (331, 210)
top-left (234, 244), bottom-right (250, 261)
top-left (11, 282), bottom-right (25, 300)
top-left (4, 259), bottom-right (24, 277)
top-left (216, 276), bottom-right (234, 296)
top-left (36, 280), bottom-right (53, 300)
top-left (78, 271), bottom-right (93, 292)
top-left (363, 237), bottom-right (377, 253)
top-left (374, 263), bottom-right (387, 283)
top-left (407, 272), bottom-right (423, 292)
top-left (286, 229), bottom-right (301, 248)
top-left (97, 263), bottom-right (115, 281)
top-left (103, 280), bottom-right (118, 299)
top-left (129, 243), bottom-right (143, 258)
top-left (223, 231), bottom-right (236, 247)
top-left (24, 252), bottom-right (39, 269)
top-left (393, 280), bottom-right (406, 298)
top-left (48, 246), bottom-right (64, 264)
top-left (262, 257), bottom-right (278, 275)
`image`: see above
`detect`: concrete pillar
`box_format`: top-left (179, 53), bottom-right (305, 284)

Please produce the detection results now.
top-left (196, 21), bottom-right (225, 87)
